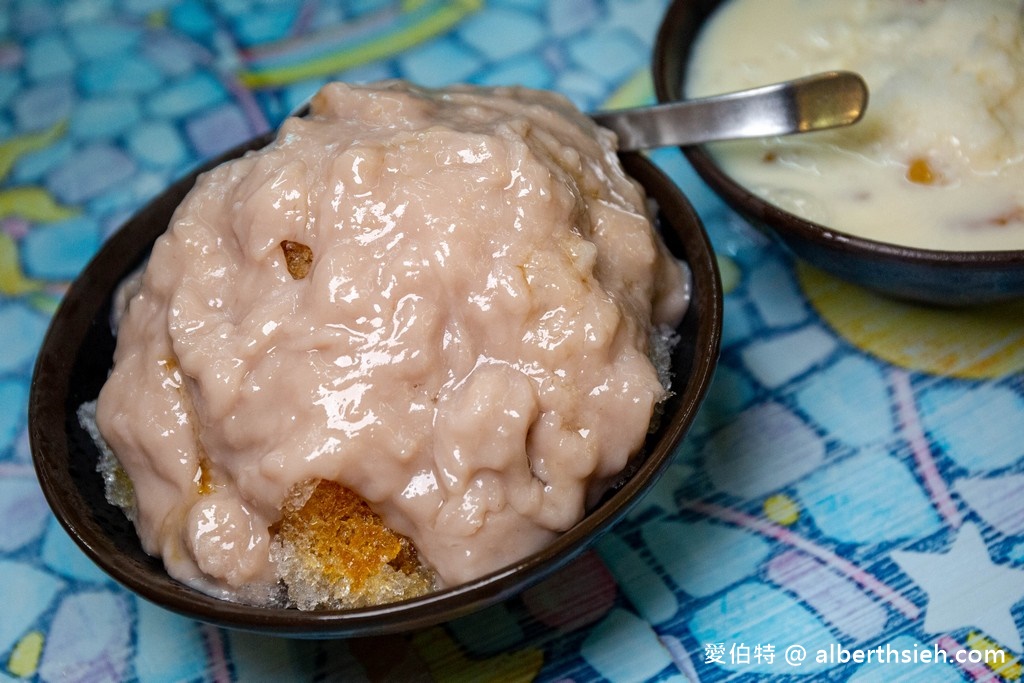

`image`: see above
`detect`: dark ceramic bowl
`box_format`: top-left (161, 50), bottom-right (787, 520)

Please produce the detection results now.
top-left (653, 0), bottom-right (1024, 306)
top-left (29, 131), bottom-right (722, 638)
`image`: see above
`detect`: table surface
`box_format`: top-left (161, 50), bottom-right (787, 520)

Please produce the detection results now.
top-left (4, 1), bottom-right (1024, 681)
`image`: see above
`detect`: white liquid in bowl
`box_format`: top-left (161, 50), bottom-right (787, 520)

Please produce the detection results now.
top-left (687, 0), bottom-right (1024, 252)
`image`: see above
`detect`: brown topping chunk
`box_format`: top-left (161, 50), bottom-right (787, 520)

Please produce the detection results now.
top-left (963, 206), bottom-right (1024, 229)
top-left (196, 458), bottom-right (214, 495)
top-left (985, 207), bottom-right (1024, 227)
top-left (277, 480), bottom-right (417, 593)
top-left (906, 158), bottom-right (937, 185)
top-left (281, 240), bottom-right (314, 279)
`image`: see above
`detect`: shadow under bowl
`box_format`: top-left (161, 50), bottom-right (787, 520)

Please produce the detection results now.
top-left (653, 0), bottom-right (1024, 306)
top-left (29, 131), bottom-right (722, 638)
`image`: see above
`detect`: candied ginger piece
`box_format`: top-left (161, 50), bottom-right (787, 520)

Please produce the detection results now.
top-left (272, 480), bottom-right (434, 610)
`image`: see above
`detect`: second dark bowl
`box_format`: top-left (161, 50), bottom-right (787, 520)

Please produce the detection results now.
top-left (653, 0), bottom-right (1024, 306)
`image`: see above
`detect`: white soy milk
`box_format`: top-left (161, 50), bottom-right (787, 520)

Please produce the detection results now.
top-left (688, 0), bottom-right (1024, 252)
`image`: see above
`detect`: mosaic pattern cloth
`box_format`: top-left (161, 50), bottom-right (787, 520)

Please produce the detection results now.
top-left (3, 1), bottom-right (1024, 681)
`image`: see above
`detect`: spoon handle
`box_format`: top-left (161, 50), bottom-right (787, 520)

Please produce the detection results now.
top-left (593, 70), bottom-right (868, 151)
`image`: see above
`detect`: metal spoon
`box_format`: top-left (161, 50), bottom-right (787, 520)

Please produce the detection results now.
top-left (593, 70), bottom-right (868, 151)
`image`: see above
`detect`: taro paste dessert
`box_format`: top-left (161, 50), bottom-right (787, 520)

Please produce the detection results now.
top-left (90, 81), bottom-right (691, 609)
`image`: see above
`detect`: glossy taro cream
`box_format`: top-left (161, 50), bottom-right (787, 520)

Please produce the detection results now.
top-left (94, 81), bottom-right (690, 605)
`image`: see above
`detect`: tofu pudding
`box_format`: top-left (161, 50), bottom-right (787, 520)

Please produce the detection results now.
top-left (687, 0), bottom-right (1024, 252)
top-left (92, 82), bottom-right (690, 608)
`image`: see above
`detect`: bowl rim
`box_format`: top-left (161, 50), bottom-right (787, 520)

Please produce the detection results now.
top-left (28, 134), bottom-right (722, 638)
top-left (652, 0), bottom-right (1024, 269)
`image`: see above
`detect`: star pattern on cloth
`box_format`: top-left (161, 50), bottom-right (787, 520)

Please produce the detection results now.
top-left (891, 522), bottom-right (1024, 653)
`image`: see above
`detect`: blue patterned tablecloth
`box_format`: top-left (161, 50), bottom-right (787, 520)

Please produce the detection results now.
top-left (3, 1), bottom-right (1024, 681)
